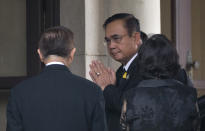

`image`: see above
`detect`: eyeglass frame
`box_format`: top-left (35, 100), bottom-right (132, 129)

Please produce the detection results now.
top-left (104, 34), bottom-right (129, 45)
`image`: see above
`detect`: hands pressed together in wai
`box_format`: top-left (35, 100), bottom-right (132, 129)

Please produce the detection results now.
top-left (89, 60), bottom-right (116, 91)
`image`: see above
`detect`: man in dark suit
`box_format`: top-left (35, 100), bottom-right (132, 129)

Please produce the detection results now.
top-left (7, 26), bottom-right (107, 131)
top-left (89, 13), bottom-right (142, 131)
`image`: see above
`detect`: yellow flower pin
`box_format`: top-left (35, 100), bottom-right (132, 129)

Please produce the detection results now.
top-left (122, 72), bottom-right (127, 79)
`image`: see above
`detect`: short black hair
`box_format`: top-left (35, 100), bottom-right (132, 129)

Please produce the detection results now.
top-left (136, 34), bottom-right (180, 79)
top-left (103, 13), bottom-right (140, 36)
top-left (140, 31), bottom-right (148, 43)
top-left (38, 26), bottom-right (74, 58)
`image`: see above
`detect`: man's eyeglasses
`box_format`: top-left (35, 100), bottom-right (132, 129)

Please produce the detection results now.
top-left (104, 34), bottom-right (128, 45)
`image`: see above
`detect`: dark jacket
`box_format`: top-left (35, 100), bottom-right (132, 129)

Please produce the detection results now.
top-left (103, 56), bottom-right (194, 131)
top-left (7, 64), bottom-right (107, 131)
top-left (124, 79), bottom-right (200, 131)
top-left (198, 95), bottom-right (205, 131)
top-left (103, 57), bottom-right (140, 131)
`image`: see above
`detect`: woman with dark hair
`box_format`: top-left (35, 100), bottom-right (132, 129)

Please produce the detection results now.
top-left (137, 34), bottom-right (180, 79)
top-left (120, 34), bottom-right (200, 131)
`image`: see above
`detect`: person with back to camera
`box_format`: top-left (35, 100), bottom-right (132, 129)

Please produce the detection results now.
top-left (120, 34), bottom-right (200, 131)
top-left (6, 26), bottom-right (107, 131)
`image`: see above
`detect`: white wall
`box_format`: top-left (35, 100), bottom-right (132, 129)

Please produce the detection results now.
top-left (104, 0), bottom-right (161, 34)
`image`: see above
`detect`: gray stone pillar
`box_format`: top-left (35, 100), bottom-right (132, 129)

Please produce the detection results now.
top-left (60, 0), bottom-right (86, 77)
top-left (85, 0), bottom-right (108, 79)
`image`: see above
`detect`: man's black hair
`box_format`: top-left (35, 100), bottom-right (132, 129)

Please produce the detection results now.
top-left (103, 13), bottom-right (140, 36)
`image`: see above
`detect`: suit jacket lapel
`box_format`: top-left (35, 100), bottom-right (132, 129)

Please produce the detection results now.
top-left (118, 57), bottom-right (138, 91)
top-left (116, 65), bottom-right (124, 87)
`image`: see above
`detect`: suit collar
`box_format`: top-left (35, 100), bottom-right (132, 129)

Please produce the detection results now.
top-left (126, 56), bottom-right (138, 74)
top-left (116, 56), bottom-right (138, 81)
top-left (123, 53), bottom-right (138, 71)
top-left (118, 55), bottom-right (138, 74)
top-left (43, 64), bottom-right (71, 73)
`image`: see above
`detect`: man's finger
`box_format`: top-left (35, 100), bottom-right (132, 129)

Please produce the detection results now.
top-left (89, 70), bottom-right (97, 83)
top-left (93, 60), bottom-right (103, 74)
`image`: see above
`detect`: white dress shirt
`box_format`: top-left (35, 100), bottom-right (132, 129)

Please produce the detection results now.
top-left (123, 53), bottom-right (138, 71)
top-left (46, 62), bottom-right (64, 66)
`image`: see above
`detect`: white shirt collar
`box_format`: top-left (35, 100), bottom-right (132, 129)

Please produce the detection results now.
top-left (46, 62), bottom-right (64, 66)
top-left (123, 53), bottom-right (138, 71)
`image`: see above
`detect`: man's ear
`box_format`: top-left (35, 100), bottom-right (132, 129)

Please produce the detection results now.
top-left (133, 32), bottom-right (141, 46)
top-left (37, 49), bottom-right (44, 62)
top-left (69, 48), bottom-right (76, 62)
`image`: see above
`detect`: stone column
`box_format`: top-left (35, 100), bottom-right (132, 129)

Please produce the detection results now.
top-left (61, 0), bottom-right (108, 79)
top-left (85, 0), bottom-right (108, 79)
top-left (60, 0), bottom-right (86, 77)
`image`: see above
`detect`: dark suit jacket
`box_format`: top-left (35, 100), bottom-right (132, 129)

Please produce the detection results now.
top-left (103, 57), bottom-right (141, 131)
top-left (7, 64), bottom-right (107, 131)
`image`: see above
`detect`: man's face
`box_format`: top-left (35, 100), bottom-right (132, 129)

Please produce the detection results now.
top-left (105, 20), bottom-right (140, 65)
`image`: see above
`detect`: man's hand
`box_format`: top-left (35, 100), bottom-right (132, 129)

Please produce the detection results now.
top-left (89, 60), bottom-right (116, 91)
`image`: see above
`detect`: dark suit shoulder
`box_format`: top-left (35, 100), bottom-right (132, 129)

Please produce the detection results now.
top-left (12, 68), bottom-right (103, 103)
top-left (125, 79), bottom-right (197, 104)
top-left (70, 73), bottom-right (103, 96)
top-left (12, 75), bottom-right (39, 92)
